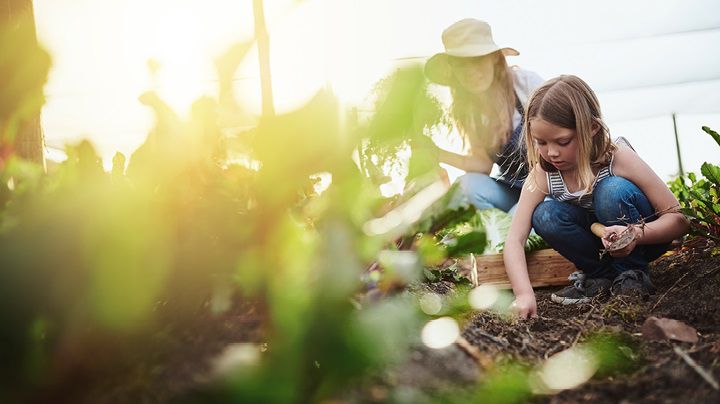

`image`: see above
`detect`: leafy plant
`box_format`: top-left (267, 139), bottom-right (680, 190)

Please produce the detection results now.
top-left (439, 208), bottom-right (548, 255)
top-left (0, 40), bottom-right (450, 402)
top-left (669, 126), bottom-right (720, 242)
top-left (359, 66), bottom-right (450, 188)
top-left (423, 262), bottom-right (471, 285)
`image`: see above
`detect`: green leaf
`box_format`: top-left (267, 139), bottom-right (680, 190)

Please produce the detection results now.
top-left (474, 208), bottom-right (514, 254)
top-left (423, 268), bottom-right (439, 282)
top-left (415, 234), bottom-right (447, 266)
top-left (445, 230), bottom-right (486, 257)
top-left (701, 163), bottom-right (720, 186)
top-left (702, 126), bottom-right (720, 148)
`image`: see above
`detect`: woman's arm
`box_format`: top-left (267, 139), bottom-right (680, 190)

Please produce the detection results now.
top-left (503, 165), bottom-right (548, 318)
top-left (436, 144), bottom-right (494, 174)
top-left (609, 146), bottom-right (690, 247)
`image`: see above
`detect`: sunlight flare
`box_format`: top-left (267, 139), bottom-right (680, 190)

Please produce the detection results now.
top-left (468, 284), bottom-right (500, 310)
top-left (419, 293), bottom-right (443, 315)
top-left (538, 346), bottom-right (599, 391)
top-left (421, 317), bottom-right (460, 349)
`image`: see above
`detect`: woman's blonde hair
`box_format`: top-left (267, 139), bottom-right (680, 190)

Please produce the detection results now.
top-left (523, 75), bottom-right (615, 193)
top-left (449, 51), bottom-right (516, 157)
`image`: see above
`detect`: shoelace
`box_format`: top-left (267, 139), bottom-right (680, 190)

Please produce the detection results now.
top-left (568, 271), bottom-right (586, 292)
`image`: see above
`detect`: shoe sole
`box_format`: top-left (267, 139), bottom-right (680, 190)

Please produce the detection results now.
top-left (551, 294), bottom-right (590, 305)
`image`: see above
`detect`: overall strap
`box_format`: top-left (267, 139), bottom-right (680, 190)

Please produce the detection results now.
top-left (514, 90), bottom-right (524, 116)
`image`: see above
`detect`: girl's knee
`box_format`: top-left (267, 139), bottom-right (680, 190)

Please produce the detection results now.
top-left (594, 176), bottom-right (651, 222)
top-left (532, 201), bottom-right (569, 236)
top-left (594, 177), bottom-right (640, 200)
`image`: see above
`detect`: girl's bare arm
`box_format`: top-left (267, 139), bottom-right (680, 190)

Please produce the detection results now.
top-left (503, 165), bottom-right (548, 316)
top-left (611, 146), bottom-right (690, 244)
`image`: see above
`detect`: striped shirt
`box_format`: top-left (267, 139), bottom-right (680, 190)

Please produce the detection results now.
top-left (546, 137), bottom-right (633, 210)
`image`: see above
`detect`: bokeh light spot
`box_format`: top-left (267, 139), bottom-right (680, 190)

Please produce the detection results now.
top-left (421, 317), bottom-right (459, 349)
top-left (539, 346), bottom-right (599, 391)
top-left (418, 293), bottom-right (442, 315)
top-left (468, 284), bottom-right (500, 310)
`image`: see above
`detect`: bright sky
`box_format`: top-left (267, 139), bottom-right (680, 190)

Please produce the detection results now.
top-left (35, 0), bottom-right (720, 181)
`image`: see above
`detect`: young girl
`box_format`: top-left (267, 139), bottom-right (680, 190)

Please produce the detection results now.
top-left (503, 75), bottom-right (689, 319)
top-left (425, 19), bottom-right (543, 212)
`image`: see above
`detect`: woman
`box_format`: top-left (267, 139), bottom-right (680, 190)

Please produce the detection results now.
top-left (425, 19), bottom-right (543, 213)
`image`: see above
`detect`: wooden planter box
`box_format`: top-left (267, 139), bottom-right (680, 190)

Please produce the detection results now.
top-left (458, 249), bottom-right (576, 288)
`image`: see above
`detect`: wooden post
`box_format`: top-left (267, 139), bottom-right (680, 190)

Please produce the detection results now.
top-left (253, 0), bottom-right (275, 118)
top-left (672, 113), bottom-right (684, 178)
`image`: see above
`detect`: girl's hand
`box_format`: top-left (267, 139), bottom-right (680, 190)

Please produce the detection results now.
top-left (511, 293), bottom-right (537, 319)
top-left (601, 225), bottom-right (640, 257)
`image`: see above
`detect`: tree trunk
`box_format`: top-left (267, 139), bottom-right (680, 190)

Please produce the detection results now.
top-left (1, 0), bottom-right (46, 169)
top-left (252, 0), bottom-right (275, 118)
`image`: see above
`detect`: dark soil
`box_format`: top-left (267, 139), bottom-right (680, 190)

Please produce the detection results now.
top-left (57, 240), bottom-right (720, 403)
top-left (40, 299), bottom-right (266, 404)
top-left (386, 238), bottom-right (720, 403)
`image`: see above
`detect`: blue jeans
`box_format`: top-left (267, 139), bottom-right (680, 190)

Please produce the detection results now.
top-left (531, 176), bottom-right (669, 279)
top-left (458, 173), bottom-right (521, 213)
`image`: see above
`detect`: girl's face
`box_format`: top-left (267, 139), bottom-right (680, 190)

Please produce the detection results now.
top-left (450, 55), bottom-right (495, 94)
top-left (529, 118), bottom-right (579, 171)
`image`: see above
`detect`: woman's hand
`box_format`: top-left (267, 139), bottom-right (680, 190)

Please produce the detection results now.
top-left (511, 292), bottom-right (537, 319)
top-left (601, 224), bottom-right (641, 257)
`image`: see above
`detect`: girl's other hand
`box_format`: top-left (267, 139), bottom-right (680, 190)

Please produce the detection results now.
top-left (511, 293), bottom-right (537, 319)
top-left (601, 224), bottom-right (640, 257)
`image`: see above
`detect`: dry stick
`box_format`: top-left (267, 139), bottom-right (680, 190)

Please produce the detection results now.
top-left (571, 305), bottom-right (597, 347)
top-left (597, 204), bottom-right (681, 258)
top-left (673, 345), bottom-right (720, 390)
top-left (469, 253), bottom-right (479, 288)
top-left (651, 269), bottom-right (692, 311)
top-left (472, 329), bottom-right (509, 347)
top-left (456, 336), bottom-right (493, 369)
top-left (671, 266), bottom-right (720, 294)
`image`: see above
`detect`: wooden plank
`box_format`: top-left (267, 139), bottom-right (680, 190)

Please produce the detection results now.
top-left (458, 249), bottom-right (575, 288)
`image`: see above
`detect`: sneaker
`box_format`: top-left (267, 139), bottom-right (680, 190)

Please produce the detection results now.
top-left (611, 269), bottom-right (655, 296)
top-left (551, 271), bottom-right (612, 305)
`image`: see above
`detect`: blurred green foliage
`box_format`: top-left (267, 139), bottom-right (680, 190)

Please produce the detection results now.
top-left (359, 66), bottom-right (449, 188)
top-left (0, 37), bottom-right (463, 402)
top-left (0, 22), bottom-right (631, 401)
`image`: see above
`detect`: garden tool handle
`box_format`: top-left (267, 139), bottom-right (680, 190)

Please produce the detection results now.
top-left (590, 222), bottom-right (606, 238)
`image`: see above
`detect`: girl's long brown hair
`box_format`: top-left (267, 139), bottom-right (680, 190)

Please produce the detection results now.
top-left (523, 75), bottom-right (615, 193)
top-left (449, 51), bottom-right (516, 157)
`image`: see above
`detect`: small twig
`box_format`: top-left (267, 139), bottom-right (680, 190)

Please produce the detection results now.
top-left (673, 266), bottom-right (720, 294)
top-left (651, 269), bottom-right (692, 311)
top-left (472, 329), bottom-right (509, 347)
top-left (571, 305), bottom-right (597, 346)
top-left (687, 343), bottom-right (713, 354)
top-left (365, 261), bottom-right (379, 272)
top-left (544, 341), bottom-right (568, 360)
top-left (469, 253), bottom-right (479, 287)
top-left (456, 336), bottom-right (494, 369)
top-left (673, 345), bottom-right (720, 390)
top-left (525, 325), bottom-right (535, 340)
top-left (598, 204), bottom-right (681, 258)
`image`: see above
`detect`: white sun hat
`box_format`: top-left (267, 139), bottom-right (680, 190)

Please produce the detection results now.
top-left (424, 19), bottom-right (519, 86)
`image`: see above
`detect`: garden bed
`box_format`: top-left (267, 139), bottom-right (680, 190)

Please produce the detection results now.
top-left (383, 238), bottom-right (720, 403)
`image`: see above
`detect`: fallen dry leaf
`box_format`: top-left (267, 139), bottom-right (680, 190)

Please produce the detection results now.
top-left (641, 316), bottom-right (699, 343)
